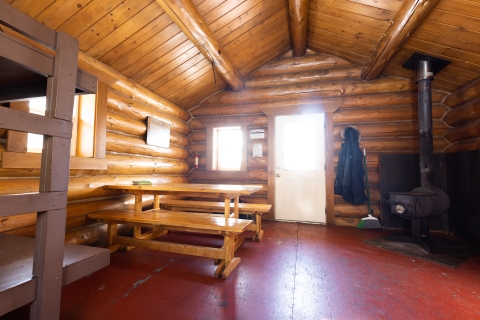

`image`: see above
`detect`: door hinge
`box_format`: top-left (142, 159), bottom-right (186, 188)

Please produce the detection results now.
top-left (325, 207), bottom-right (327, 214)
top-left (324, 164), bottom-right (326, 170)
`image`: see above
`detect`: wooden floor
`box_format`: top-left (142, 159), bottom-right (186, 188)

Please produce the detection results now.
top-left (2, 221), bottom-right (480, 319)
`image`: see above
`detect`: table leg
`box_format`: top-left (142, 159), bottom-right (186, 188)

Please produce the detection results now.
top-left (135, 194), bottom-right (143, 212)
top-left (134, 194), bottom-right (143, 238)
top-left (224, 197), bottom-right (231, 218)
top-left (233, 197), bottom-right (239, 219)
top-left (153, 195), bottom-right (160, 209)
top-left (220, 233), bottom-right (241, 279)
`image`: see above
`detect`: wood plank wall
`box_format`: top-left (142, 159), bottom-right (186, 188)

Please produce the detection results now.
top-left (189, 51), bottom-right (451, 226)
top-left (0, 87), bottom-right (192, 245)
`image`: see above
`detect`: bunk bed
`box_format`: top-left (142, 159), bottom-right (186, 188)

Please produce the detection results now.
top-left (0, 3), bottom-right (110, 318)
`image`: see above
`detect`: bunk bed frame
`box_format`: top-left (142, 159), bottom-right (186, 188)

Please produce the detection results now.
top-left (0, 3), bottom-right (109, 318)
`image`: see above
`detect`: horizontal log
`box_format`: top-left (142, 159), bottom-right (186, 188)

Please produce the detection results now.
top-left (104, 154), bottom-right (190, 175)
top-left (64, 222), bottom-right (107, 246)
top-left (334, 137), bottom-right (450, 153)
top-left (250, 54), bottom-right (351, 77)
top-left (334, 186), bottom-right (380, 203)
top-left (192, 91), bottom-right (447, 117)
top-left (106, 132), bottom-right (190, 160)
top-left (201, 78), bottom-right (417, 105)
top-left (333, 120), bottom-right (450, 139)
top-left (335, 217), bottom-right (361, 227)
top-left (334, 202), bottom-right (381, 218)
top-left (333, 105), bottom-right (448, 124)
top-left (5, 215), bottom-right (93, 238)
top-left (443, 97), bottom-right (480, 127)
top-left (191, 104), bottom-right (264, 117)
top-left (189, 131), bottom-right (206, 142)
top-left (191, 127), bottom-right (268, 142)
top-left (190, 142), bottom-right (269, 155)
top-left (445, 118), bottom-right (480, 143)
top-left (445, 137), bottom-right (480, 153)
top-left (338, 91), bottom-right (446, 108)
top-left (194, 98), bottom-right (342, 117)
top-left (107, 112), bottom-right (190, 147)
top-left (189, 115), bottom-right (267, 130)
top-left (0, 175), bottom-right (189, 201)
top-left (107, 90), bottom-right (192, 135)
top-left (444, 77), bottom-right (480, 108)
top-left (189, 169), bottom-right (267, 182)
top-left (245, 67), bottom-right (361, 88)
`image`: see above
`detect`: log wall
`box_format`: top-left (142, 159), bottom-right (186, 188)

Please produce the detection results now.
top-left (189, 51), bottom-right (451, 226)
top-left (0, 87), bottom-right (192, 245)
top-left (444, 78), bottom-right (480, 153)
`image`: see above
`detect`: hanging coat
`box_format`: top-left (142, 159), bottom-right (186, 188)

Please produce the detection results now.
top-left (334, 127), bottom-right (367, 205)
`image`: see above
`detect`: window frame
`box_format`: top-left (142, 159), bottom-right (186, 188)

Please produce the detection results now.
top-left (206, 126), bottom-right (247, 171)
top-left (0, 81), bottom-right (107, 170)
top-left (202, 119), bottom-right (251, 172)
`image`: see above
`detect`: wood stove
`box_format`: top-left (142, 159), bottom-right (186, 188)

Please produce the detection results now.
top-left (385, 55), bottom-right (450, 252)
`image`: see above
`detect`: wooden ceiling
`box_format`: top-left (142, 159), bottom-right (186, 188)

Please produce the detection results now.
top-left (2, 0), bottom-right (480, 110)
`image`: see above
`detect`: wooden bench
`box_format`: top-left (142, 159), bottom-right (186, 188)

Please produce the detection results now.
top-left (88, 209), bottom-right (252, 279)
top-left (160, 200), bottom-right (271, 241)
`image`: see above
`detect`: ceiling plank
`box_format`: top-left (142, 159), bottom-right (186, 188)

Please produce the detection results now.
top-left (289, 0), bottom-right (309, 57)
top-left (155, 0), bottom-right (245, 91)
top-left (361, 0), bottom-right (440, 81)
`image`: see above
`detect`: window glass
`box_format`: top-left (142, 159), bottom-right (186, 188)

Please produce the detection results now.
top-left (27, 97), bottom-right (46, 153)
top-left (283, 121), bottom-right (316, 171)
top-left (215, 127), bottom-right (242, 171)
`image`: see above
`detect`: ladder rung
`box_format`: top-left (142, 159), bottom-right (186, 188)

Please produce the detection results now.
top-left (0, 192), bottom-right (68, 218)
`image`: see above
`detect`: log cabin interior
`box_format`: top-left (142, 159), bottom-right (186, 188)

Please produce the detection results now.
top-left (1, 0), bottom-right (480, 319)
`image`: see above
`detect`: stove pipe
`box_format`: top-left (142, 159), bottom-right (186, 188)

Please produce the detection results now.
top-left (416, 61), bottom-right (434, 188)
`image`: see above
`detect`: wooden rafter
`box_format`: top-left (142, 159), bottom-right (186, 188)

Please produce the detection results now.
top-left (361, 0), bottom-right (440, 81)
top-left (288, 0), bottom-right (309, 57)
top-left (155, 0), bottom-right (245, 92)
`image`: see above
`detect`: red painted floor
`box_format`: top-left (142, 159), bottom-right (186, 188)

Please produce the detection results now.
top-left (3, 221), bottom-right (480, 319)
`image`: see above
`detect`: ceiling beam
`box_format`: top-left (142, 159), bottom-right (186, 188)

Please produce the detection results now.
top-left (361, 0), bottom-right (440, 81)
top-left (288, 0), bottom-right (309, 57)
top-left (155, 0), bottom-right (245, 92)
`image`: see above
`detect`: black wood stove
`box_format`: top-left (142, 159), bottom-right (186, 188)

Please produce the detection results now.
top-left (385, 54), bottom-right (450, 252)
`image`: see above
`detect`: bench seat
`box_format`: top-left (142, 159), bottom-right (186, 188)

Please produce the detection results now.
top-left (160, 200), bottom-right (271, 241)
top-left (88, 209), bottom-right (252, 279)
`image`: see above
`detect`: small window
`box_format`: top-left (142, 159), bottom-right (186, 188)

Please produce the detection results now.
top-left (213, 126), bottom-right (242, 171)
top-left (26, 95), bottom-right (95, 157)
top-left (205, 124), bottom-right (247, 172)
top-left (1, 82), bottom-right (108, 170)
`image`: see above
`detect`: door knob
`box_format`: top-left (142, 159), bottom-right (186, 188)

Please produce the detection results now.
top-left (276, 173), bottom-right (281, 177)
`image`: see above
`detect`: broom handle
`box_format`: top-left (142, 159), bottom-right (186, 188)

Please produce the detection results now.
top-left (364, 148), bottom-right (372, 216)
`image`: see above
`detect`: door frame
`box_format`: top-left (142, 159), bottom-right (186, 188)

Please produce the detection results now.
top-left (259, 106), bottom-right (337, 225)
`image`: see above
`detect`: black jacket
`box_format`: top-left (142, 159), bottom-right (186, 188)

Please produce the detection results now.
top-left (334, 127), bottom-right (367, 205)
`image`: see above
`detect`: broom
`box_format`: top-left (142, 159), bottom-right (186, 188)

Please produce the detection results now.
top-left (356, 148), bottom-right (382, 229)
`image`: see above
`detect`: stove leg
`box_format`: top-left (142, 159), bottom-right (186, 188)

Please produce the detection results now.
top-left (411, 218), bottom-right (431, 252)
top-left (385, 217), bottom-right (431, 252)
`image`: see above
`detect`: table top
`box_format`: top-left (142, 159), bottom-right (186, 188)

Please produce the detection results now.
top-left (104, 183), bottom-right (263, 195)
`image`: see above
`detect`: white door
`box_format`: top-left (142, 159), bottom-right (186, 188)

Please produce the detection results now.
top-left (275, 114), bottom-right (326, 223)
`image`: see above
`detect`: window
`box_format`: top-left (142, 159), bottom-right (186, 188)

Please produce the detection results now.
top-left (1, 82), bottom-right (108, 170)
top-left (212, 126), bottom-right (242, 171)
top-left (204, 121), bottom-right (249, 172)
